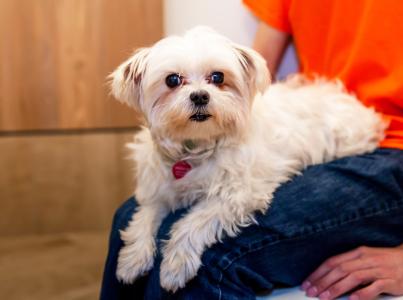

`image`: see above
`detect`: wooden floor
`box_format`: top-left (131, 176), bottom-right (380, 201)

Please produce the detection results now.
top-left (0, 231), bottom-right (108, 300)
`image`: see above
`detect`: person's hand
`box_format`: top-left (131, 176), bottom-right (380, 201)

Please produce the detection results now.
top-left (301, 245), bottom-right (403, 300)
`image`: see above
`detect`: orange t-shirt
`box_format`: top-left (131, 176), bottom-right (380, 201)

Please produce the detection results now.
top-left (244, 0), bottom-right (403, 150)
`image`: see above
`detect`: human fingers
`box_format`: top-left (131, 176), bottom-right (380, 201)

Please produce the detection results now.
top-left (302, 247), bottom-right (370, 291)
top-left (306, 257), bottom-right (377, 297)
top-left (317, 268), bottom-right (384, 299)
top-left (349, 279), bottom-right (395, 300)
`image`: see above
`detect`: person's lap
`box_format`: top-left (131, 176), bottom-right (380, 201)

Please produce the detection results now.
top-left (101, 148), bottom-right (403, 300)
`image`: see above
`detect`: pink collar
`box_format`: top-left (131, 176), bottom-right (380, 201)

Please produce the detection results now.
top-left (172, 160), bottom-right (192, 179)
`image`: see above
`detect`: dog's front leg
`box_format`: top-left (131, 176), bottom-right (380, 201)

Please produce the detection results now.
top-left (159, 187), bottom-right (272, 292)
top-left (117, 202), bottom-right (168, 284)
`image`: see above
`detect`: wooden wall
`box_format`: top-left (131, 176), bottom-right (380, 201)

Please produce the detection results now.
top-left (0, 0), bottom-right (162, 131)
top-left (0, 130), bottom-right (137, 236)
top-left (0, 0), bottom-right (162, 235)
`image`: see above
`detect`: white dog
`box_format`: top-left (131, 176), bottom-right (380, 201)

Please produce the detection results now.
top-left (109, 27), bottom-right (385, 292)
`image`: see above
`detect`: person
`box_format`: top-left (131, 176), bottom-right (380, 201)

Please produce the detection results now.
top-left (246, 0), bottom-right (403, 298)
top-left (100, 1), bottom-right (403, 299)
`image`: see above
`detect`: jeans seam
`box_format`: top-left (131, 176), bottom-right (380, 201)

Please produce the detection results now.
top-left (217, 272), bottom-right (223, 300)
top-left (287, 199), bottom-right (403, 237)
top-left (218, 201), bottom-right (403, 271)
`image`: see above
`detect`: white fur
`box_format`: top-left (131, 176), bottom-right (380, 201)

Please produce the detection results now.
top-left (110, 27), bottom-right (386, 292)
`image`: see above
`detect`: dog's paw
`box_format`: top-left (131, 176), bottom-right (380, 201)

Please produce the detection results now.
top-left (116, 242), bottom-right (155, 284)
top-left (160, 245), bottom-right (201, 292)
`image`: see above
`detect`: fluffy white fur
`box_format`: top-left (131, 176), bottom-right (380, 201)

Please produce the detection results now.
top-left (109, 27), bottom-right (386, 292)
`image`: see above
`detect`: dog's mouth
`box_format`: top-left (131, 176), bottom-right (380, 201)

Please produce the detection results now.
top-left (189, 112), bottom-right (212, 122)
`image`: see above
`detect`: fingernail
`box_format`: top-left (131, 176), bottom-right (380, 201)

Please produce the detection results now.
top-left (319, 290), bottom-right (330, 300)
top-left (349, 295), bottom-right (359, 300)
top-left (307, 286), bottom-right (318, 297)
top-left (301, 281), bottom-right (311, 291)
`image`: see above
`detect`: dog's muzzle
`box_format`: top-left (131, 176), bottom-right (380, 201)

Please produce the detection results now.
top-left (190, 90), bottom-right (209, 106)
top-left (189, 90), bottom-right (211, 122)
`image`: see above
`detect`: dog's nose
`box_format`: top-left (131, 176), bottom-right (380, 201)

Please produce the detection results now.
top-left (190, 90), bottom-right (209, 106)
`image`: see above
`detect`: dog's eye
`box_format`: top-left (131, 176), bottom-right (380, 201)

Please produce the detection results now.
top-left (210, 71), bottom-right (224, 85)
top-left (165, 74), bottom-right (182, 88)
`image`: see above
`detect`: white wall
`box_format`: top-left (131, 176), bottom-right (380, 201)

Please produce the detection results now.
top-left (163, 0), bottom-right (298, 77)
top-left (163, 0), bottom-right (258, 46)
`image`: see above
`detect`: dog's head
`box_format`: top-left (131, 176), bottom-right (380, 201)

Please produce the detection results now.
top-left (110, 27), bottom-right (270, 142)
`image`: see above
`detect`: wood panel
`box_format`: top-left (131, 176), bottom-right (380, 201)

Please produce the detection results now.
top-left (0, 0), bottom-right (162, 131)
top-left (0, 232), bottom-right (107, 300)
top-left (0, 130), bottom-right (137, 236)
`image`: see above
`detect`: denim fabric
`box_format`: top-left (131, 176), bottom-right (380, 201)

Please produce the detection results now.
top-left (100, 148), bottom-right (403, 300)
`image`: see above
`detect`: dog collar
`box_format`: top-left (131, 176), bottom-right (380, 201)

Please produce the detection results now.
top-left (172, 160), bottom-right (192, 179)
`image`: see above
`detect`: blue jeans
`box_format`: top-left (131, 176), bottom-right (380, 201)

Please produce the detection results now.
top-left (100, 148), bottom-right (403, 300)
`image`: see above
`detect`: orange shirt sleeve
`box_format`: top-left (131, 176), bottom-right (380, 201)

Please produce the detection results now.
top-left (243, 0), bottom-right (292, 33)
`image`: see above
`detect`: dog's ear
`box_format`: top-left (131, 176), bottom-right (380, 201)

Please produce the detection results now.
top-left (234, 45), bottom-right (271, 96)
top-left (109, 47), bottom-right (150, 110)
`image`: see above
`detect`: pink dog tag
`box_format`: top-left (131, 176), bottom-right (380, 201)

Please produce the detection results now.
top-left (172, 160), bottom-right (192, 179)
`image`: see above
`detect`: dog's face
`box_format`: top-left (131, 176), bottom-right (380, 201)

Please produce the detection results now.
top-left (110, 27), bottom-right (270, 142)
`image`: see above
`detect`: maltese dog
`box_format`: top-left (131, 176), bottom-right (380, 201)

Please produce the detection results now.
top-left (109, 27), bottom-right (385, 292)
